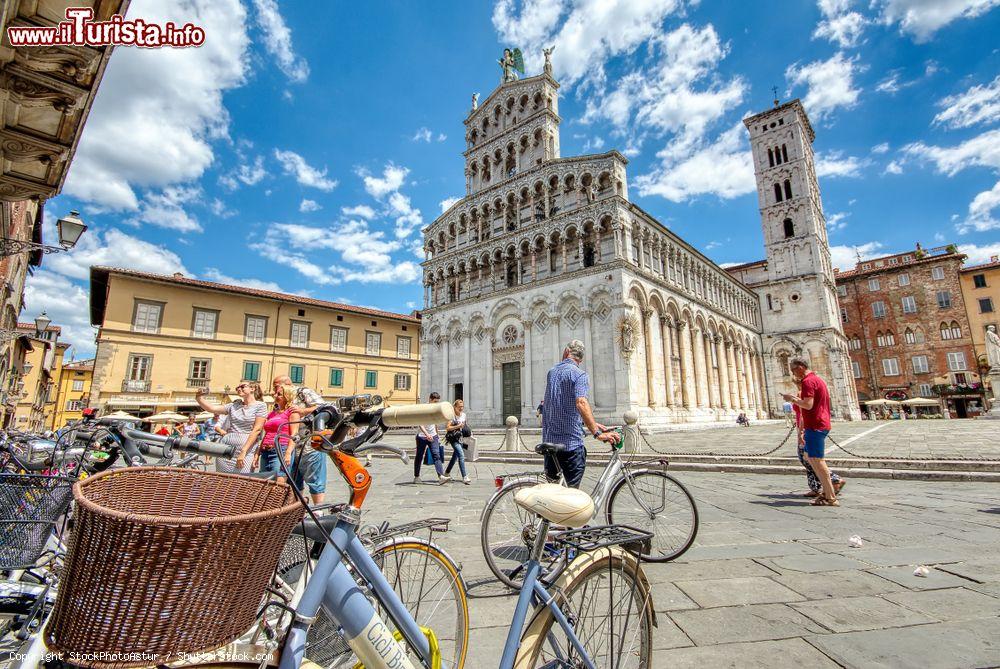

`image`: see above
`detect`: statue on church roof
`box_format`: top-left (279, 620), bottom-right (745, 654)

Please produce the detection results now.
top-left (543, 45), bottom-right (555, 76)
top-left (471, 92), bottom-right (479, 111)
top-left (498, 47), bottom-right (524, 83)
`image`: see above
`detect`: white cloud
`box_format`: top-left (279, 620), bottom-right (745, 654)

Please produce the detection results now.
top-left (874, 69), bottom-right (914, 95)
top-left (872, 142), bottom-right (890, 154)
top-left (130, 185), bottom-right (203, 232)
top-left (492, 0), bottom-right (686, 87)
top-left (412, 127), bottom-right (433, 143)
top-left (933, 75), bottom-right (1000, 129)
top-left (904, 128), bottom-right (1000, 176)
top-left (274, 149), bottom-right (338, 191)
top-left (830, 241), bottom-right (884, 271)
top-left (251, 241), bottom-right (335, 285)
top-left (875, 0), bottom-right (1000, 41)
top-left (220, 154), bottom-right (266, 190)
top-left (23, 270), bottom-right (96, 357)
top-left (299, 199), bottom-right (322, 213)
top-left (813, 0), bottom-right (867, 47)
top-left (251, 0), bottom-right (309, 82)
top-left (342, 204), bottom-right (376, 219)
top-left (582, 136), bottom-right (605, 151)
top-left (209, 198), bottom-right (236, 218)
top-left (826, 211), bottom-right (850, 231)
top-left (958, 240), bottom-right (1000, 264)
top-left (958, 180), bottom-right (1000, 232)
top-left (816, 151), bottom-right (867, 177)
top-left (41, 225), bottom-right (189, 281)
top-left (202, 268), bottom-right (290, 293)
top-left (437, 133), bottom-right (447, 142)
top-left (885, 159), bottom-right (904, 174)
top-left (704, 241), bottom-right (721, 250)
top-left (786, 52), bottom-right (862, 120)
top-left (63, 0), bottom-right (249, 210)
top-left (440, 196), bottom-right (461, 213)
top-left (635, 121), bottom-right (756, 202)
top-left (361, 164), bottom-right (408, 198)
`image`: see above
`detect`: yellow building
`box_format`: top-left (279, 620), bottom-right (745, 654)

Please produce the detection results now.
top-left (89, 267), bottom-right (422, 416)
top-left (960, 257), bottom-right (1000, 396)
top-left (51, 358), bottom-right (95, 429)
top-left (11, 323), bottom-right (67, 432)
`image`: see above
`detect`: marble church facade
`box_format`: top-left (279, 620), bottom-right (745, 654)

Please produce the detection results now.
top-left (419, 67), bottom-right (769, 427)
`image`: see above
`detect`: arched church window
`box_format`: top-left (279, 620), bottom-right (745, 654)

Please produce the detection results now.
top-left (904, 328), bottom-right (915, 344)
top-left (783, 218), bottom-right (794, 238)
top-left (766, 294), bottom-right (773, 310)
top-left (876, 331), bottom-right (885, 347)
top-left (885, 331), bottom-right (896, 346)
top-left (768, 148), bottom-right (774, 167)
top-left (940, 322), bottom-right (952, 340)
top-left (781, 144), bottom-right (788, 162)
top-left (773, 183), bottom-right (783, 203)
top-left (783, 180), bottom-right (793, 200)
top-left (502, 325), bottom-right (518, 344)
top-left (951, 321), bottom-right (962, 339)
top-left (773, 146), bottom-right (782, 165)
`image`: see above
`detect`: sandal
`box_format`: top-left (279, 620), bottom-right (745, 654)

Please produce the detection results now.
top-left (803, 490), bottom-right (820, 497)
top-left (812, 496), bottom-right (840, 506)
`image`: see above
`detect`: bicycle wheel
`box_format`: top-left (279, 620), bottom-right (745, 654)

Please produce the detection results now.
top-left (481, 479), bottom-right (564, 589)
top-left (302, 539), bottom-right (469, 669)
top-left (606, 470), bottom-right (698, 562)
top-left (515, 548), bottom-right (654, 669)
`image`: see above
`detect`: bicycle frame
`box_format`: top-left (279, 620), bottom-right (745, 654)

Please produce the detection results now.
top-left (278, 513), bottom-right (436, 669)
top-left (498, 518), bottom-right (596, 669)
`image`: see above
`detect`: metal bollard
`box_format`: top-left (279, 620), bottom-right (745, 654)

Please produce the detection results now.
top-left (504, 415), bottom-right (520, 451)
top-left (622, 410), bottom-right (640, 453)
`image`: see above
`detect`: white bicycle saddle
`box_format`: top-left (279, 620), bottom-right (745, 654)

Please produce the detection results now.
top-left (514, 483), bottom-right (595, 528)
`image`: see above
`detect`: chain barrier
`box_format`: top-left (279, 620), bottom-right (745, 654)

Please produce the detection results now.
top-left (633, 423), bottom-right (797, 459)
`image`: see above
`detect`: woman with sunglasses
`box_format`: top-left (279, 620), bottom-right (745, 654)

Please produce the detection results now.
top-left (195, 381), bottom-right (266, 473)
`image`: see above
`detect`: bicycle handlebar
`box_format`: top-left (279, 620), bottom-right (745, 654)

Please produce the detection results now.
top-left (380, 402), bottom-right (455, 428)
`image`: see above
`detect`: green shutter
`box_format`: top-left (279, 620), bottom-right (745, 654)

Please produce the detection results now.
top-left (330, 368), bottom-right (343, 387)
top-left (243, 361), bottom-right (260, 381)
top-left (365, 370), bottom-right (377, 388)
top-left (290, 365), bottom-right (304, 384)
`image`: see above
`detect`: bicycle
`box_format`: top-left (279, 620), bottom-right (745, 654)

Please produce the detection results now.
top-left (481, 436), bottom-right (699, 588)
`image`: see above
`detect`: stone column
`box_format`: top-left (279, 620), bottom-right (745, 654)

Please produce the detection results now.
top-left (642, 308), bottom-right (656, 408)
top-left (678, 321), bottom-right (694, 409)
top-left (530, 252), bottom-right (537, 282)
top-left (486, 335), bottom-right (495, 416)
top-left (562, 241), bottom-right (568, 272)
top-left (715, 336), bottom-right (730, 410)
top-left (583, 310), bottom-right (594, 404)
top-left (660, 317), bottom-right (674, 408)
top-left (440, 336), bottom-right (449, 398)
top-left (550, 316), bottom-right (561, 367)
top-left (705, 331), bottom-right (719, 408)
top-left (755, 353), bottom-right (769, 418)
top-left (725, 342), bottom-right (739, 408)
top-left (578, 238), bottom-right (585, 268)
top-left (743, 347), bottom-right (757, 412)
top-left (692, 327), bottom-right (708, 408)
top-left (521, 321), bottom-right (533, 415)
top-left (595, 229), bottom-right (603, 264)
top-left (516, 256), bottom-right (523, 285)
top-left (735, 345), bottom-right (749, 409)
top-left (463, 330), bottom-right (472, 405)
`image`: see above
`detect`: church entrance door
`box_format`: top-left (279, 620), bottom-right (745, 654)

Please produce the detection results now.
top-left (501, 362), bottom-right (521, 423)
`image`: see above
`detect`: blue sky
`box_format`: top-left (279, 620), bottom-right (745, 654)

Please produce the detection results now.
top-left (26, 0), bottom-right (1000, 357)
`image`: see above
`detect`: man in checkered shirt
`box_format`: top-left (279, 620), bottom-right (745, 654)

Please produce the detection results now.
top-left (541, 340), bottom-right (621, 488)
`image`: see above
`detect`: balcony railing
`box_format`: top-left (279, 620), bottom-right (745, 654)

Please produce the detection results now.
top-left (187, 378), bottom-right (209, 388)
top-left (121, 379), bottom-right (151, 393)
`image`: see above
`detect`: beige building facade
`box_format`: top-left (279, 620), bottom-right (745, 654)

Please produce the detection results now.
top-left (89, 267), bottom-right (421, 416)
top-left (960, 257), bottom-right (1000, 398)
top-left (51, 358), bottom-right (94, 428)
top-left (11, 323), bottom-right (66, 432)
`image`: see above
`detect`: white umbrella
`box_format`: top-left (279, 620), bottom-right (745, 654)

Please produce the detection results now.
top-left (901, 397), bottom-right (940, 406)
top-left (146, 411), bottom-right (189, 423)
top-left (105, 410), bottom-right (141, 421)
top-left (864, 399), bottom-right (902, 406)
top-left (194, 411), bottom-right (214, 421)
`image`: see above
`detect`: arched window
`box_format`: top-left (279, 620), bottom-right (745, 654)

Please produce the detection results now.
top-left (783, 179), bottom-right (793, 200)
top-left (940, 322), bottom-right (952, 340)
top-left (876, 331), bottom-right (885, 347)
top-left (951, 321), bottom-right (961, 339)
top-left (773, 183), bottom-right (783, 203)
top-left (767, 148), bottom-right (774, 167)
top-left (774, 146), bottom-right (782, 165)
top-left (781, 144), bottom-right (788, 162)
top-left (850, 336), bottom-right (861, 350)
top-left (783, 218), bottom-right (794, 238)
top-left (885, 331), bottom-right (895, 346)
top-left (904, 328), bottom-right (915, 344)
top-left (766, 294), bottom-right (773, 310)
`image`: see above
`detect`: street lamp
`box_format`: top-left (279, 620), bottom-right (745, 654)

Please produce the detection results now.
top-left (0, 312), bottom-right (52, 341)
top-left (0, 210), bottom-right (87, 258)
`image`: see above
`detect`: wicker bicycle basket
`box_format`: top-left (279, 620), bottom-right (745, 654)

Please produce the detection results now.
top-left (0, 473), bottom-right (74, 569)
top-left (46, 467), bottom-right (305, 668)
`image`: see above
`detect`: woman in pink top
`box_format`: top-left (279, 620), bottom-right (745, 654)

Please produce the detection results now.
top-left (255, 384), bottom-right (300, 482)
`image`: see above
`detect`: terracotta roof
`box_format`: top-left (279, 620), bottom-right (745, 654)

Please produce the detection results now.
top-left (16, 322), bottom-right (61, 332)
top-left (89, 266), bottom-right (421, 327)
top-left (63, 359), bottom-right (95, 370)
top-left (960, 259), bottom-right (1000, 273)
top-left (723, 259), bottom-right (766, 272)
top-left (835, 248), bottom-right (965, 281)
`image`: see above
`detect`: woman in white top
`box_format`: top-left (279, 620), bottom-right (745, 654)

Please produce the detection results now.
top-left (195, 382), bottom-right (267, 474)
top-left (444, 399), bottom-right (471, 484)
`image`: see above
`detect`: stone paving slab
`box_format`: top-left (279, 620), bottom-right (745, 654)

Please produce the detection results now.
top-left (654, 638), bottom-right (841, 669)
top-left (789, 595), bottom-right (938, 632)
top-left (883, 587), bottom-right (1000, 620)
top-left (773, 569), bottom-right (906, 599)
top-left (675, 576), bottom-right (805, 607)
top-left (870, 565), bottom-right (974, 590)
top-left (669, 603), bottom-right (827, 645)
top-left (807, 618), bottom-right (1000, 669)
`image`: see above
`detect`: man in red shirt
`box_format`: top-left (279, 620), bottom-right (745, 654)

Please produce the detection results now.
top-left (782, 357), bottom-right (840, 506)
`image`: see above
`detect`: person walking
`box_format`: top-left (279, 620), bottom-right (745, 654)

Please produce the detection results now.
top-left (414, 391), bottom-right (448, 484)
top-left (444, 398), bottom-right (471, 484)
top-left (257, 384), bottom-right (300, 483)
top-left (195, 382), bottom-right (266, 474)
top-left (271, 375), bottom-right (327, 504)
top-left (791, 378), bottom-right (844, 499)
top-left (782, 358), bottom-right (841, 506)
top-left (541, 340), bottom-right (620, 488)
top-left (180, 414), bottom-right (200, 439)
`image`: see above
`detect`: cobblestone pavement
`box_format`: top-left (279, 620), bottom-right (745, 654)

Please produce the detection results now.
top-left (357, 458), bottom-right (1000, 668)
top-left (382, 419), bottom-right (1000, 460)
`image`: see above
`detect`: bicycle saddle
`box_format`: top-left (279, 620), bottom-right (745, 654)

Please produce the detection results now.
top-left (291, 514), bottom-right (339, 543)
top-left (534, 442), bottom-right (567, 455)
top-left (514, 483), bottom-right (594, 528)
